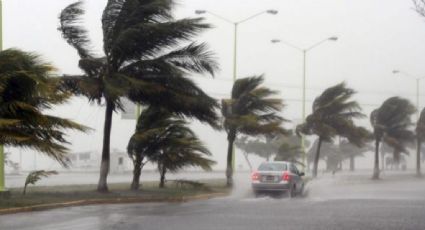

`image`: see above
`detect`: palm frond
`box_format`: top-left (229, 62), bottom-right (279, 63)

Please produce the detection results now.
top-left (158, 42), bottom-right (218, 76)
top-left (58, 1), bottom-right (92, 58)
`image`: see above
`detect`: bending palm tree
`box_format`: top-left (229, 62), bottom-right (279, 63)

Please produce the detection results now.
top-left (370, 97), bottom-right (416, 179)
top-left (0, 49), bottom-right (88, 164)
top-left (296, 83), bottom-right (369, 178)
top-left (416, 108), bottom-right (425, 176)
top-left (128, 106), bottom-right (214, 189)
top-left (222, 75), bottom-right (288, 186)
top-left (58, 0), bottom-right (219, 192)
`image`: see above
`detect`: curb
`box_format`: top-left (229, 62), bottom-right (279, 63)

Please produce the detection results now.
top-left (0, 192), bottom-right (228, 215)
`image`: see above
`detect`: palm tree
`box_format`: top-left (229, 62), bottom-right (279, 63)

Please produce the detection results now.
top-left (416, 108), bottom-right (425, 176)
top-left (127, 106), bottom-right (214, 189)
top-left (370, 97), bottom-right (416, 179)
top-left (234, 137), bottom-right (257, 171)
top-left (307, 140), bottom-right (340, 173)
top-left (296, 83), bottom-right (369, 178)
top-left (154, 132), bottom-right (215, 188)
top-left (274, 143), bottom-right (303, 166)
top-left (58, 0), bottom-right (219, 192)
top-left (339, 139), bottom-right (373, 171)
top-left (235, 136), bottom-right (279, 162)
top-left (127, 107), bottom-right (171, 190)
top-left (0, 49), bottom-right (88, 164)
top-left (222, 75), bottom-right (288, 186)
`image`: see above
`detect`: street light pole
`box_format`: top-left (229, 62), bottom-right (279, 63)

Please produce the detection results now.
top-left (392, 70), bottom-right (424, 120)
top-left (393, 70), bottom-right (425, 176)
top-left (196, 9), bottom-right (278, 83)
top-left (271, 36), bottom-right (338, 171)
top-left (196, 9), bottom-right (278, 172)
top-left (301, 50), bottom-right (306, 168)
top-left (233, 24), bottom-right (238, 81)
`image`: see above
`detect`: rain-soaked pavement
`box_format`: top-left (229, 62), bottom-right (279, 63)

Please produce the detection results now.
top-left (2, 171), bottom-right (425, 230)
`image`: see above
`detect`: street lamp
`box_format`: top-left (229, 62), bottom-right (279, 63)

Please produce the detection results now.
top-left (392, 69), bottom-right (425, 119)
top-left (195, 9), bottom-right (278, 82)
top-left (196, 9), bottom-right (278, 173)
top-left (271, 36), bottom-right (338, 170)
top-left (393, 69), bottom-right (425, 176)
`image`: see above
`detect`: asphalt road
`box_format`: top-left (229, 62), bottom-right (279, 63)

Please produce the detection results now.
top-left (2, 171), bottom-right (425, 230)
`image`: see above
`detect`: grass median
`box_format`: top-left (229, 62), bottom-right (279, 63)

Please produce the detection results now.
top-left (0, 179), bottom-right (230, 211)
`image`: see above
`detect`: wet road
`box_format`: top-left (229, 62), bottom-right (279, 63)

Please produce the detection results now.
top-left (2, 172), bottom-right (425, 230)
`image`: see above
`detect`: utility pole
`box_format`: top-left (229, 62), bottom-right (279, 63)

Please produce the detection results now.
top-left (271, 36), bottom-right (338, 172)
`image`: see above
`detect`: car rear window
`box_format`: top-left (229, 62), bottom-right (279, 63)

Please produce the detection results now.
top-left (258, 163), bottom-right (287, 171)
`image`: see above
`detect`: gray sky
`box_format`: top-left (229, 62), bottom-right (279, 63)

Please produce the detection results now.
top-left (4, 0), bottom-right (425, 170)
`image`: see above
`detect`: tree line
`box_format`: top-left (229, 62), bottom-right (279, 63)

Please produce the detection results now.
top-left (2, 0), bottom-right (425, 193)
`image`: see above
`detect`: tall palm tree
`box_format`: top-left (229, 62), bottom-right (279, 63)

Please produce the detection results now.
top-left (370, 97), bottom-right (416, 179)
top-left (416, 108), bottom-right (425, 176)
top-left (127, 106), bottom-right (214, 189)
top-left (296, 83), bottom-right (369, 178)
top-left (58, 0), bottom-right (219, 192)
top-left (0, 49), bottom-right (88, 164)
top-left (222, 75), bottom-right (288, 186)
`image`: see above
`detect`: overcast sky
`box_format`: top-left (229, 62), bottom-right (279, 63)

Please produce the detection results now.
top-left (4, 0), bottom-right (425, 170)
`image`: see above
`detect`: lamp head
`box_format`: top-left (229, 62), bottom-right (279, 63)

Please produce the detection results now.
top-left (195, 10), bottom-right (206, 15)
top-left (271, 39), bottom-right (281, 44)
top-left (267, 9), bottom-right (279, 15)
top-left (329, 36), bottom-right (338, 41)
top-left (392, 70), bottom-right (400, 74)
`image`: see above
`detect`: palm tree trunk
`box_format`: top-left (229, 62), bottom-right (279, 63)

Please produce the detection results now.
top-left (131, 154), bottom-right (143, 190)
top-left (159, 166), bottom-right (166, 188)
top-left (349, 156), bottom-right (355, 171)
top-left (417, 139), bottom-right (422, 177)
top-left (23, 185), bottom-right (27, 195)
top-left (380, 147), bottom-right (385, 171)
top-left (312, 137), bottom-right (322, 178)
top-left (97, 100), bottom-right (114, 192)
top-left (372, 139), bottom-right (380, 179)
top-left (226, 131), bottom-right (236, 187)
top-left (393, 150), bottom-right (400, 170)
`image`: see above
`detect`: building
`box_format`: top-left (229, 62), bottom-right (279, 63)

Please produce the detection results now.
top-left (68, 149), bottom-right (132, 173)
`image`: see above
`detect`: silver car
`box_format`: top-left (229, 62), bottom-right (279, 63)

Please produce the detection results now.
top-left (251, 161), bottom-right (305, 197)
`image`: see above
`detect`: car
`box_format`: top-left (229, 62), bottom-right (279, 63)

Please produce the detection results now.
top-left (251, 161), bottom-right (305, 197)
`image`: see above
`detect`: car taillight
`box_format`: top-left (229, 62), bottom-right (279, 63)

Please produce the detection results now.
top-left (282, 171), bottom-right (291, 181)
top-left (251, 171), bottom-right (260, 181)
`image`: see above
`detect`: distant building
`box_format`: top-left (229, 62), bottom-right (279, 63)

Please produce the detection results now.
top-left (110, 149), bottom-right (133, 173)
top-left (68, 151), bottom-right (98, 170)
top-left (68, 149), bottom-right (132, 173)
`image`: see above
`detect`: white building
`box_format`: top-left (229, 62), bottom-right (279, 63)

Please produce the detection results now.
top-left (68, 149), bottom-right (133, 173)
